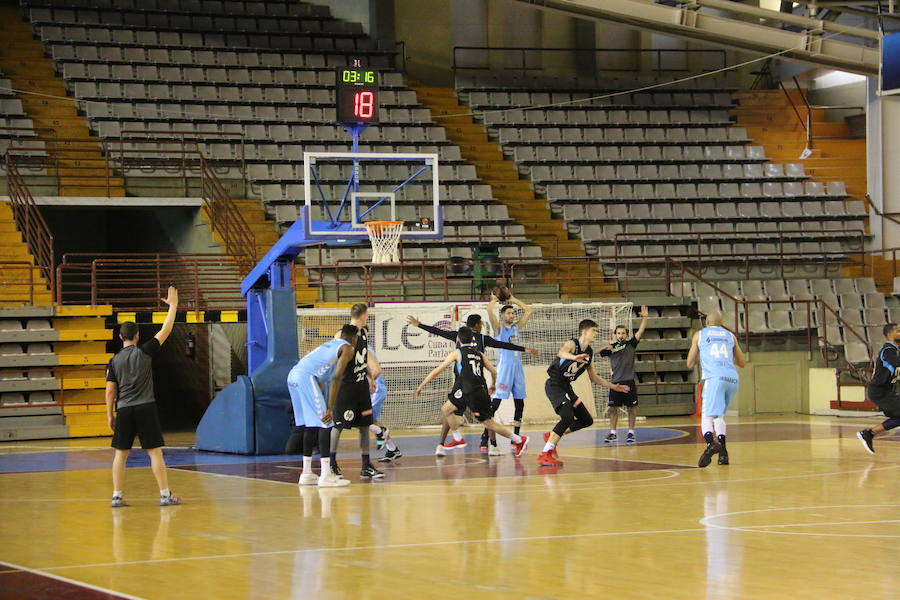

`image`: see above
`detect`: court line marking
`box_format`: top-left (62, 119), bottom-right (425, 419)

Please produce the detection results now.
top-left (0, 559), bottom-right (147, 600)
top-left (700, 503), bottom-right (900, 538)
top-left (37, 526), bottom-right (710, 572)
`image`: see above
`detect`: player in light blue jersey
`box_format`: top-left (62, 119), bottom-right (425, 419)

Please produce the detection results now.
top-left (686, 312), bottom-right (746, 468)
top-left (366, 346), bottom-right (402, 463)
top-left (485, 292), bottom-right (534, 454)
top-left (286, 324), bottom-right (358, 488)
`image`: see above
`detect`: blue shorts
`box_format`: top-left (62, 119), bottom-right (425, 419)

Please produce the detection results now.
top-left (494, 361), bottom-right (526, 399)
top-left (701, 376), bottom-right (739, 417)
top-left (371, 389), bottom-right (386, 422)
top-left (287, 367), bottom-right (332, 429)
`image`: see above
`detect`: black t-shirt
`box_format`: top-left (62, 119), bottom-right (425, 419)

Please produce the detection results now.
top-left (106, 338), bottom-right (161, 409)
top-left (599, 337), bottom-right (639, 383)
top-left (547, 338), bottom-right (593, 386)
top-left (452, 346), bottom-right (488, 396)
top-left (343, 325), bottom-right (368, 384)
top-left (869, 342), bottom-right (900, 393)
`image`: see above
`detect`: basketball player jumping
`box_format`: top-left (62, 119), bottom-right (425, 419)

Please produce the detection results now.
top-left (686, 311), bottom-right (746, 467)
top-left (857, 323), bottom-right (900, 454)
top-left (487, 293), bottom-right (534, 453)
top-left (537, 319), bottom-right (629, 466)
top-left (329, 303), bottom-right (384, 480)
top-left (406, 313), bottom-right (536, 455)
top-left (413, 326), bottom-right (529, 457)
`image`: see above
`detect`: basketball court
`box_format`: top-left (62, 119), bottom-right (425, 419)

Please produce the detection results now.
top-left (0, 414), bottom-right (897, 599)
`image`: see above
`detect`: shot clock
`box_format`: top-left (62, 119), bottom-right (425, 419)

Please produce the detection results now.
top-left (336, 67), bottom-right (380, 124)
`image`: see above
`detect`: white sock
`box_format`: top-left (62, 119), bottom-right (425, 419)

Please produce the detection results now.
top-left (628, 429), bottom-right (635, 434)
top-left (160, 489), bottom-right (171, 497)
top-left (319, 456), bottom-right (331, 476)
top-left (510, 433), bottom-right (522, 444)
top-left (369, 424), bottom-right (381, 435)
top-left (451, 430), bottom-right (463, 442)
top-left (542, 442), bottom-right (555, 453)
top-left (713, 417), bottom-right (726, 437)
top-left (385, 439), bottom-right (397, 451)
top-left (701, 416), bottom-right (715, 436)
top-left (610, 428), bottom-right (616, 434)
top-left (113, 490), bottom-right (123, 498)
top-left (302, 456), bottom-right (313, 474)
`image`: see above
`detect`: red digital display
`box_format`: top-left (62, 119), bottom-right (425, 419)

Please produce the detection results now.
top-left (336, 68), bottom-right (379, 124)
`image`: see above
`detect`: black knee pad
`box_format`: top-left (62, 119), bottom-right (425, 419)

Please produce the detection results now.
top-left (302, 426), bottom-right (318, 456)
top-left (490, 398), bottom-right (502, 413)
top-left (513, 398), bottom-right (524, 422)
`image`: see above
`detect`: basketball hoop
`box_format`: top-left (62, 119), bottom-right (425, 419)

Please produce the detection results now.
top-left (364, 220), bottom-right (404, 264)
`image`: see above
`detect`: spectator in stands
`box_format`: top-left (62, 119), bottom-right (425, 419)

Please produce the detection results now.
top-left (106, 286), bottom-right (181, 507)
top-left (858, 323), bottom-right (900, 454)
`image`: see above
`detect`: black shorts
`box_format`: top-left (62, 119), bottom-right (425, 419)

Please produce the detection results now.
top-left (607, 380), bottom-right (638, 407)
top-left (333, 380), bottom-right (374, 429)
top-left (545, 379), bottom-right (578, 412)
top-left (867, 388), bottom-right (900, 418)
top-left (449, 387), bottom-right (493, 422)
top-left (111, 402), bottom-right (164, 450)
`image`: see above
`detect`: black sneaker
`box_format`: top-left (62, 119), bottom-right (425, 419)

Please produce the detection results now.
top-left (857, 429), bottom-right (875, 455)
top-left (377, 448), bottom-right (402, 462)
top-left (698, 432), bottom-right (722, 468)
top-left (375, 427), bottom-right (387, 449)
top-left (604, 432), bottom-right (617, 444)
top-left (626, 432), bottom-right (636, 444)
top-left (331, 461), bottom-right (343, 478)
top-left (717, 434), bottom-right (729, 465)
top-left (360, 464), bottom-right (385, 479)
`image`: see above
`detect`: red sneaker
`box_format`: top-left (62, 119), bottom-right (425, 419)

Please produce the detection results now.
top-left (479, 445), bottom-right (488, 453)
top-left (443, 438), bottom-right (467, 451)
top-left (542, 432), bottom-right (559, 459)
top-left (511, 435), bottom-right (528, 457)
top-left (537, 451), bottom-right (563, 466)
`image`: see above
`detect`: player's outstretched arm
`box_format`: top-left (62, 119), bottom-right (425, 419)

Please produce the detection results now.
top-left (407, 315), bottom-right (458, 342)
top-left (325, 345), bottom-right (355, 424)
top-left (557, 340), bottom-right (588, 363)
top-left (154, 286), bottom-right (179, 345)
top-left (413, 350), bottom-right (459, 396)
top-left (588, 368), bottom-right (629, 392)
top-left (686, 331), bottom-right (700, 368)
top-left (484, 333), bottom-right (530, 353)
top-left (634, 305), bottom-right (649, 341)
top-left (509, 295), bottom-right (534, 329)
top-left (731, 333), bottom-right (747, 368)
top-left (487, 294), bottom-right (501, 332)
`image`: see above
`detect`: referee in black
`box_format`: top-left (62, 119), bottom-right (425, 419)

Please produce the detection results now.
top-left (858, 322), bottom-right (900, 454)
top-left (106, 286), bottom-right (181, 507)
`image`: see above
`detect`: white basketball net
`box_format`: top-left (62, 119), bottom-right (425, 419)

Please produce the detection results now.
top-left (365, 220), bottom-right (404, 264)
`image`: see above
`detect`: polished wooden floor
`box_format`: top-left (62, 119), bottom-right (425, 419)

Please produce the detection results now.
top-left (0, 415), bottom-right (897, 600)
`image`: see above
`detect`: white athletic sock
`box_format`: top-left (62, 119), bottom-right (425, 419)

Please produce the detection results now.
top-left (713, 417), bottom-right (726, 437)
top-left (542, 442), bottom-right (555, 453)
top-left (319, 456), bottom-right (331, 475)
top-left (451, 430), bottom-right (463, 442)
top-left (701, 416), bottom-right (715, 436)
top-left (160, 489), bottom-right (171, 498)
top-left (369, 424), bottom-right (381, 435)
top-left (510, 433), bottom-right (522, 444)
top-left (113, 490), bottom-right (123, 498)
top-left (302, 456), bottom-right (313, 474)
top-left (609, 428), bottom-right (616, 434)
top-left (385, 439), bottom-right (397, 452)
top-left (628, 429), bottom-right (635, 434)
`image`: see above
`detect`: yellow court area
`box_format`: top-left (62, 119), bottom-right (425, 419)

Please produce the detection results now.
top-left (0, 415), bottom-right (898, 600)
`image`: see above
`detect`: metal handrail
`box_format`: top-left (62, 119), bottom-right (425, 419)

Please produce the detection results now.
top-left (452, 46), bottom-right (728, 76)
top-left (199, 156), bottom-right (256, 274)
top-left (5, 157), bottom-right (54, 296)
top-left (779, 78), bottom-right (866, 150)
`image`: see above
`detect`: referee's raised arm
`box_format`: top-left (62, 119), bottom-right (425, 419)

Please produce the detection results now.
top-left (154, 286), bottom-right (179, 345)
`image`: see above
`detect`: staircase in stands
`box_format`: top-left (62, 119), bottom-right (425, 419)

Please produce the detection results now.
top-left (731, 89), bottom-right (890, 288)
top-left (0, 1), bottom-right (124, 196)
top-left (411, 86), bottom-right (617, 299)
top-left (0, 201), bottom-right (53, 306)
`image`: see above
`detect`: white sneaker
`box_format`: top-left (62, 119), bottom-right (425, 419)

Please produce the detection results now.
top-left (435, 444), bottom-right (447, 457)
top-left (488, 445), bottom-right (503, 456)
top-left (298, 472), bottom-right (319, 486)
top-left (318, 473), bottom-right (350, 488)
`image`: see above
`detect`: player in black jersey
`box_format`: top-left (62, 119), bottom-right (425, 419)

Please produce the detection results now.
top-left (328, 303), bottom-right (384, 480)
top-left (857, 323), bottom-right (900, 454)
top-left (407, 313), bottom-right (537, 454)
top-left (413, 326), bottom-right (529, 457)
top-left (537, 319), bottom-right (630, 466)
